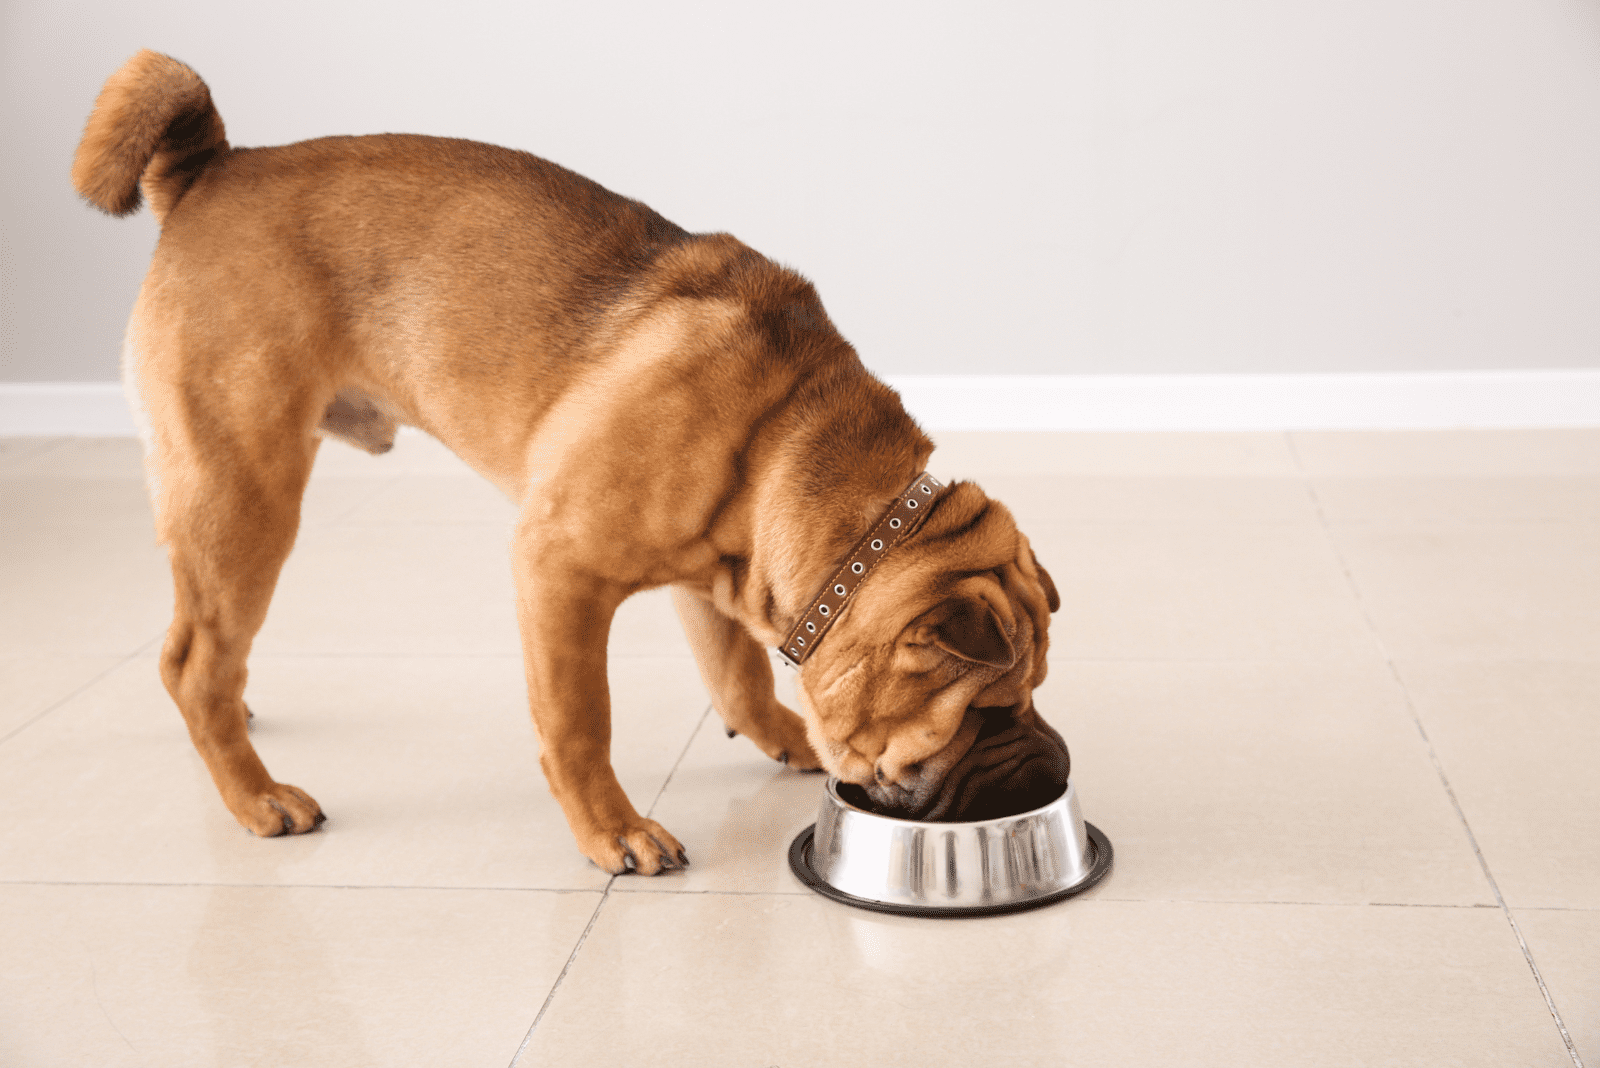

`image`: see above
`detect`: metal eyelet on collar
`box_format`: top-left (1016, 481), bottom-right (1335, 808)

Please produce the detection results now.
top-left (871, 539), bottom-right (883, 551)
top-left (852, 562), bottom-right (864, 574)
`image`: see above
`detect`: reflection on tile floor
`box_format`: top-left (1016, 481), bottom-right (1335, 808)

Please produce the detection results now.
top-left (2, 429), bottom-right (1594, 1067)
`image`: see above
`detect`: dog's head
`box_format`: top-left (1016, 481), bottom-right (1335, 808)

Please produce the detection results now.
top-left (794, 482), bottom-right (1068, 820)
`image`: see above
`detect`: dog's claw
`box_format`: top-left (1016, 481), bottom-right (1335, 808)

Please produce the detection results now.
top-left (677, 849), bottom-right (690, 867)
top-left (313, 811), bottom-right (328, 827)
top-left (725, 727), bottom-right (737, 739)
top-left (778, 750), bottom-right (789, 765)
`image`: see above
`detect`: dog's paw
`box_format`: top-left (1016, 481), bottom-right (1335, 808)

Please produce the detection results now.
top-left (733, 703), bottom-right (824, 772)
top-left (228, 782), bottom-right (325, 836)
top-left (583, 817), bottom-right (688, 876)
top-left (777, 739), bottom-right (824, 772)
top-left (766, 707), bottom-right (824, 772)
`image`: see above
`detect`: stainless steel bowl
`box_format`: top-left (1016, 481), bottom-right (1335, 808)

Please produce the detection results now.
top-left (789, 776), bottom-right (1111, 916)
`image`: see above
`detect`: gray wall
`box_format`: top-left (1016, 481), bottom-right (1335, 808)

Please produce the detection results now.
top-left (5, 0), bottom-right (1600, 383)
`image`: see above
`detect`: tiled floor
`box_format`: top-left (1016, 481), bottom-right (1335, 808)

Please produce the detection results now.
top-left (0, 429), bottom-right (1594, 1067)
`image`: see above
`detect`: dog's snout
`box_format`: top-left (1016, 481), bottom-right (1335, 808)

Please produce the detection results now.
top-left (872, 759), bottom-right (927, 792)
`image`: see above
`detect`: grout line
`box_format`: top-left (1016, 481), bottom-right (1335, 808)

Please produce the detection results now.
top-left (507, 702), bottom-right (710, 1066)
top-left (0, 631), bottom-right (163, 747)
top-left (644, 702), bottom-right (714, 820)
top-left (1082, 896), bottom-right (1497, 909)
top-left (0, 879), bottom-right (611, 893)
top-left (1298, 452), bottom-right (1586, 1068)
top-left (508, 880), bottom-right (616, 1068)
top-left (1393, 689), bottom-right (1584, 1068)
top-left (7, 877), bottom-right (1586, 911)
top-left (607, 886), bottom-right (813, 897)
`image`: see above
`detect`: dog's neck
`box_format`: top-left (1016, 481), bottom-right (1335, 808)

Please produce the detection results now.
top-left (772, 471), bottom-right (944, 668)
top-left (708, 407), bottom-right (934, 650)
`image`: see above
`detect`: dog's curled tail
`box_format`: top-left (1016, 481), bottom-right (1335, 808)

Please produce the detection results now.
top-left (72, 50), bottom-right (229, 223)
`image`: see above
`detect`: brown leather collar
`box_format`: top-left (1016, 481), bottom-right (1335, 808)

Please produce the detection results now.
top-left (776, 471), bottom-right (945, 670)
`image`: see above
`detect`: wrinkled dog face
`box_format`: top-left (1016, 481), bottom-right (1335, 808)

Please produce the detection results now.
top-left (795, 484), bottom-right (1068, 820)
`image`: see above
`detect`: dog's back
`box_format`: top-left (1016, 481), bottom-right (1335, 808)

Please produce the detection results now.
top-left (72, 50), bottom-right (693, 340)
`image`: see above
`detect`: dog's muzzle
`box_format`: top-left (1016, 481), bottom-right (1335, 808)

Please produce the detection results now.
top-left (862, 704), bottom-right (1071, 822)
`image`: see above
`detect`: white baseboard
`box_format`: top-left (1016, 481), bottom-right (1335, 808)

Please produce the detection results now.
top-left (3, 372), bottom-right (1598, 435)
top-left (0, 383), bottom-right (136, 436)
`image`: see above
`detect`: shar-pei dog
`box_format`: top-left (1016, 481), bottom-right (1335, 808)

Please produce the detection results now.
top-left (72, 50), bottom-right (1071, 875)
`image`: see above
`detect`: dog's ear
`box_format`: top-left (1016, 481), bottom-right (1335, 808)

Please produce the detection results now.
top-left (933, 597), bottom-right (1017, 670)
top-left (1031, 548), bottom-right (1060, 613)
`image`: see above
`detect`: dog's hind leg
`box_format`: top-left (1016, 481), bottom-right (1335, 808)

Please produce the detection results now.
top-left (670, 586), bottom-right (821, 770)
top-left (145, 368), bottom-right (327, 836)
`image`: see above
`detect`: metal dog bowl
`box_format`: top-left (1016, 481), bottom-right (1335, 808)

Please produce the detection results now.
top-left (789, 776), bottom-right (1112, 917)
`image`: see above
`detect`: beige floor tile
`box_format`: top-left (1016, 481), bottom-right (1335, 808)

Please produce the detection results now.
top-left (0, 476), bottom-right (154, 526)
top-left (0, 437), bottom-right (62, 472)
top-left (0, 655), bottom-right (707, 889)
top-left (519, 895), bottom-right (1567, 1067)
top-left (933, 430), bottom-right (1300, 478)
top-left (609, 586), bottom-right (698, 658)
top-left (335, 473), bottom-right (520, 525)
top-left (252, 522), bottom-right (525, 658)
top-left (0, 465), bottom-right (388, 531)
top-left (254, 526), bottom-right (693, 658)
top-left (1516, 908), bottom-right (1600, 1064)
top-left (0, 521), bottom-right (171, 655)
top-left (634, 660), bottom-right (1491, 907)
top-left (0, 655), bottom-right (125, 739)
top-left (0, 882), bottom-right (595, 1068)
top-left (1034, 521), bottom-right (1383, 661)
top-left (976, 473), bottom-right (1320, 525)
top-left (1311, 476), bottom-right (1600, 523)
top-left (1291, 429), bottom-right (1600, 477)
top-left (310, 429), bottom-right (479, 477)
top-left (1032, 660), bottom-right (1491, 906)
top-left (296, 475), bottom-right (397, 527)
top-left (1328, 523), bottom-right (1600, 661)
top-left (1397, 662), bottom-right (1600, 910)
top-left (0, 436), bottom-right (146, 478)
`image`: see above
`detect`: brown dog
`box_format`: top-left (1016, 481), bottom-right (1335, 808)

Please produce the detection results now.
top-left (73, 50), bottom-right (1069, 874)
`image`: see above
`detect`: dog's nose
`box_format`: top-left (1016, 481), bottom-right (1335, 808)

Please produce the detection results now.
top-left (873, 761), bottom-right (922, 788)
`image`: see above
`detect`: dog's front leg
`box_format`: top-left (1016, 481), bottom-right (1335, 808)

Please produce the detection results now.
top-left (670, 586), bottom-right (821, 770)
top-left (512, 539), bottom-right (686, 875)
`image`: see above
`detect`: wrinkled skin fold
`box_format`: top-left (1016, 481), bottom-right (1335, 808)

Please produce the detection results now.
top-left (853, 702), bottom-right (1071, 822)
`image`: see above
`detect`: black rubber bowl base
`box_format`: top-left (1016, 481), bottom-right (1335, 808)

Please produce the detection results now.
top-left (787, 821), bottom-right (1113, 918)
